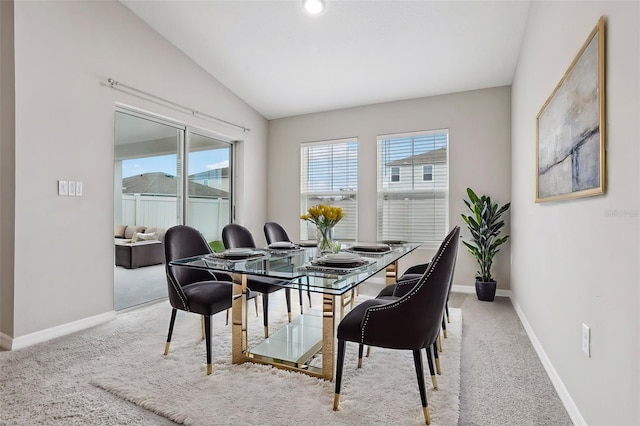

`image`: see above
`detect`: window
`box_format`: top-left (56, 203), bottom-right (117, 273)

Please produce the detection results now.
top-left (423, 165), bottom-right (433, 181)
top-left (300, 138), bottom-right (358, 240)
top-left (377, 130), bottom-right (449, 246)
top-left (391, 167), bottom-right (400, 182)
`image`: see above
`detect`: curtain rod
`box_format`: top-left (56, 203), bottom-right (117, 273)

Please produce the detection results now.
top-left (105, 78), bottom-right (251, 133)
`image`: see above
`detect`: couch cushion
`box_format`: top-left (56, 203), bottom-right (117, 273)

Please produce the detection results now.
top-left (124, 226), bottom-right (146, 239)
top-left (114, 224), bottom-right (127, 238)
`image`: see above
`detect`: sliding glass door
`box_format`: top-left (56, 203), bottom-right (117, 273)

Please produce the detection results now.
top-left (114, 109), bottom-right (233, 310)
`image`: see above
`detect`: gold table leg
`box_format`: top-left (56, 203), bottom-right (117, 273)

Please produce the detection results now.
top-left (322, 294), bottom-right (336, 381)
top-left (231, 273), bottom-right (248, 364)
top-left (386, 260), bottom-right (398, 285)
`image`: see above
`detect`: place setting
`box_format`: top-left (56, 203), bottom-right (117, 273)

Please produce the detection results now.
top-left (345, 242), bottom-right (393, 256)
top-left (206, 248), bottom-right (268, 262)
top-left (301, 252), bottom-right (376, 274)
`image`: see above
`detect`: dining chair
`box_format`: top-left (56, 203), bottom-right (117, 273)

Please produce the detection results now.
top-left (163, 225), bottom-right (235, 375)
top-left (263, 221), bottom-right (313, 311)
top-left (222, 223), bottom-right (293, 338)
top-left (333, 226), bottom-right (459, 425)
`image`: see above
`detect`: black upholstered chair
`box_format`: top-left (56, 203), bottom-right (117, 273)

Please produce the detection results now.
top-left (222, 223), bottom-right (292, 338)
top-left (333, 226), bottom-right (460, 425)
top-left (163, 225), bottom-right (234, 375)
top-left (263, 221), bottom-right (312, 311)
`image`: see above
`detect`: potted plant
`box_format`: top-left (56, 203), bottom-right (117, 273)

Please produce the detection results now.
top-left (460, 188), bottom-right (511, 301)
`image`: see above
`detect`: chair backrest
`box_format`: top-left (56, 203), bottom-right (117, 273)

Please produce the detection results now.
top-left (263, 222), bottom-right (291, 244)
top-left (362, 226), bottom-right (460, 350)
top-left (222, 223), bottom-right (257, 249)
top-left (164, 225), bottom-right (217, 310)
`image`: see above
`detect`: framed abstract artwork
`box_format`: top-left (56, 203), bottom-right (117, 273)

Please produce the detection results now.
top-left (536, 17), bottom-right (606, 203)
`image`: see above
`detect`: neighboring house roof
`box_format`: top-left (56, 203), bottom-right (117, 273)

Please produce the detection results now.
top-left (122, 172), bottom-right (229, 198)
top-left (387, 147), bottom-right (447, 167)
top-left (190, 168), bottom-right (229, 180)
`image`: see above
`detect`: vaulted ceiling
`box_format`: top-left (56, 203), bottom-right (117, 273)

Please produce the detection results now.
top-left (122, 1), bottom-right (530, 120)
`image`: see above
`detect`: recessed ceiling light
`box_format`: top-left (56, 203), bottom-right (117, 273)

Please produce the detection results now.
top-left (303, 0), bottom-right (325, 15)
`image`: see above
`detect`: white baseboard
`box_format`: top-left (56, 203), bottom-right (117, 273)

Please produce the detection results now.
top-left (0, 331), bottom-right (12, 350)
top-left (510, 297), bottom-right (586, 425)
top-left (6, 311), bottom-right (116, 351)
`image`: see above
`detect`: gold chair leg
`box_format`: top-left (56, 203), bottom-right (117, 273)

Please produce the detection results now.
top-left (207, 364), bottom-right (212, 375)
top-left (333, 393), bottom-right (340, 411)
top-left (437, 334), bottom-right (442, 352)
top-left (443, 328), bottom-right (448, 339)
top-left (357, 357), bottom-right (362, 368)
top-left (163, 342), bottom-right (170, 356)
top-left (366, 346), bottom-right (371, 357)
top-left (288, 312), bottom-right (292, 322)
top-left (423, 406), bottom-right (431, 425)
top-left (264, 326), bottom-right (269, 338)
top-left (201, 316), bottom-right (205, 341)
top-left (435, 358), bottom-right (441, 375)
top-left (225, 309), bottom-right (229, 326)
top-left (431, 374), bottom-right (438, 390)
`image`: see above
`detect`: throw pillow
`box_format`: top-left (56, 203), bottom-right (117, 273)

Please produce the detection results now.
top-left (132, 232), bottom-right (159, 242)
top-left (114, 224), bottom-right (127, 238)
top-left (124, 225), bottom-right (146, 240)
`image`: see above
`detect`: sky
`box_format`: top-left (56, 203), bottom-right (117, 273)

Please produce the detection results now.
top-left (122, 150), bottom-right (229, 178)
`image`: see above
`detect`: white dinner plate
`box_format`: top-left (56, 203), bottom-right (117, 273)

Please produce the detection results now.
top-left (223, 248), bottom-right (253, 256)
top-left (268, 242), bottom-right (296, 249)
top-left (320, 253), bottom-right (360, 264)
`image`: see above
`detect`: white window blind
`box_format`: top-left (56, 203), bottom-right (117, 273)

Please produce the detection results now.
top-left (377, 130), bottom-right (449, 246)
top-left (300, 138), bottom-right (358, 241)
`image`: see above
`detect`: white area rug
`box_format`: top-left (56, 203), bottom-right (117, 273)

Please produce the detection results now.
top-left (91, 294), bottom-right (462, 425)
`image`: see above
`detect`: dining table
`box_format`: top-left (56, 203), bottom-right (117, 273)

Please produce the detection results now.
top-left (169, 241), bottom-right (422, 381)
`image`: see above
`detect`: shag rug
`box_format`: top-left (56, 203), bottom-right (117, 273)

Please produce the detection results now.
top-left (89, 294), bottom-right (462, 425)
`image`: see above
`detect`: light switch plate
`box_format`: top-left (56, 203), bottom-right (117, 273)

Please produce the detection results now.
top-left (58, 180), bottom-right (68, 196)
top-left (75, 181), bottom-right (83, 196)
top-left (68, 181), bottom-right (76, 197)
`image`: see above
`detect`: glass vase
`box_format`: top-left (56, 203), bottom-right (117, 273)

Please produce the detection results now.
top-left (316, 225), bottom-right (335, 257)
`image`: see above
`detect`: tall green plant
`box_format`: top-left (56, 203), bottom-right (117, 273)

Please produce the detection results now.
top-left (461, 188), bottom-right (511, 282)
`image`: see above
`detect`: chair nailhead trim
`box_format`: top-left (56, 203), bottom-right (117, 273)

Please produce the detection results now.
top-left (359, 230), bottom-right (456, 343)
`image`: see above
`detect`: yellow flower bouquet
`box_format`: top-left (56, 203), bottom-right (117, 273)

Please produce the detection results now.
top-left (301, 204), bottom-right (344, 254)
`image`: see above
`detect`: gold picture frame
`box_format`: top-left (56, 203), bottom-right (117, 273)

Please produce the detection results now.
top-left (536, 17), bottom-right (606, 203)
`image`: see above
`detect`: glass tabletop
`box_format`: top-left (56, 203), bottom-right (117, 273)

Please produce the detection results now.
top-left (169, 242), bottom-right (422, 296)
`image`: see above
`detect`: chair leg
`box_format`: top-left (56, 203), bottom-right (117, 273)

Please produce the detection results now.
top-left (306, 277), bottom-right (312, 308)
top-left (298, 286), bottom-right (304, 314)
top-left (425, 346), bottom-right (438, 390)
top-left (366, 346), bottom-right (371, 357)
top-left (164, 308), bottom-right (177, 355)
top-left (357, 344), bottom-right (364, 368)
top-left (201, 315), bottom-right (205, 341)
top-left (437, 334), bottom-right (443, 353)
top-left (254, 296), bottom-right (259, 317)
top-left (333, 340), bottom-right (346, 411)
top-left (412, 350), bottom-right (431, 425)
top-left (442, 314), bottom-right (447, 339)
top-left (433, 342), bottom-right (441, 375)
top-left (445, 302), bottom-right (451, 323)
top-left (262, 293), bottom-right (270, 338)
top-left (285, 288), bottom-right (292, 322)
top-left (204, 315), bottom-right (212, 375)
top-left (225, 309), bottom-right (229, 326)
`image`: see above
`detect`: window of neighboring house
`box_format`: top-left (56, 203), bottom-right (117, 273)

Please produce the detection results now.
top-left (423, 165), bottom-right (433, 181)
top-left (391, 166), bottom-right (400, 182)
top-left (377, 129), bottom-right (449, 247)
top-left (300, 138), bottom-right (358, 241)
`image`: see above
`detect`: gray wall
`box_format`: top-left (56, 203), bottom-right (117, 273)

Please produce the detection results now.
top-left (268, 87), bottom-right (512, 288)
top-left (2, 1), bottom-right (268, 342)
top-left (511, 2), bottom-right (639, 424)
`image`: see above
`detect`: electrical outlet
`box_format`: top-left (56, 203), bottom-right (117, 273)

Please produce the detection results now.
top-left (58, 180), bottom-right (68, 196)
top-left (75, 181), bottom-right (83, 196)
top-left (582, 323), bottom-right (590, 357)
top-left (68, 181), bottom-right (76, 197)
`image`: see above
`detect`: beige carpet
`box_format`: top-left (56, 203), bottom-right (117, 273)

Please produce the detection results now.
top-left (90, 295), bottom-right (462, 425)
